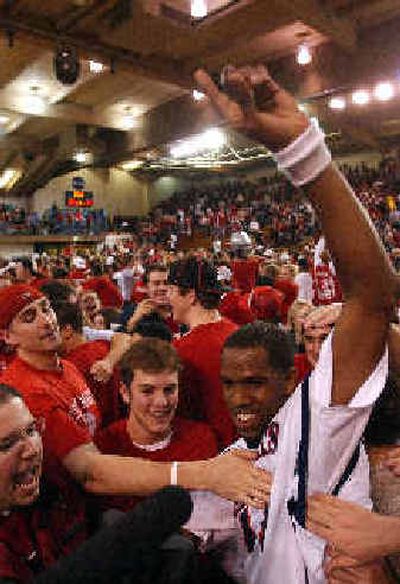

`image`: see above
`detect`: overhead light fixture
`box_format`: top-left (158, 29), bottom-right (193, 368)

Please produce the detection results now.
top-left (297, 45), bottom-right (312, 66)
top-left (170, 127), bottom-right (225, 158)
top-left (192, 89), bottom-right (206, 102)
top-left (329, 96), bottom-right (346, 110)
top-left (0, 114), bottom-right (10, 125)
top-left (89, 60), bottom-right (105, 74)
top-left (121, 160), bottom-right (144, 171)
top-left (374, 82), bottom-right (394, 101)
top-left (24, 88), bottom-right (46, 115)
top-left (352, 89), bottom-right (370, 105)
top-left (0, 168), bottom-right (18, 189)
top-left (54, 45), bottom-right (80, 85)
top-left (121, 115), bottom-right (137, 130)
top-left (191, 0), bottom-right (207, 18)
top-left (74, 151), bottom-right (89, 164)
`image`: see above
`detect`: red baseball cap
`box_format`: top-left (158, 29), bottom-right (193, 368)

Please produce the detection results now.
top-left (0, 284), bottom-right (44, 330)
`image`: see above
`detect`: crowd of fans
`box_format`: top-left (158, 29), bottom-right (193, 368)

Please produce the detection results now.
top-left (1, 67), bottom-right (400, 584)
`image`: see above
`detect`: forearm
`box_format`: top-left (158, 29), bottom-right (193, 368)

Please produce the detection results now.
top-left (83, 453), bottom-right (210, 496)
top-left (107, 333), bottom-right (136, 367)
top-left (304, 163), bottom-right (396, 309)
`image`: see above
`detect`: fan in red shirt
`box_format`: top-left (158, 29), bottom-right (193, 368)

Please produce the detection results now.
top-left (82, 274), bottom-right (123, 309)
top-left (95, 337), bottom-right (218, 512)
top-left (231, 253), bottom-right (260, 293)
top-left (168, 257), bottom-right (238, 449)
top-left (56, 303), bottom-right (123, 428)
top-left (0, 283), bottom-right (269, 522)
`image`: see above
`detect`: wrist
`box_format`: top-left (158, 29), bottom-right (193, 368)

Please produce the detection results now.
top-left (178, 459), bottom-right (211, 491)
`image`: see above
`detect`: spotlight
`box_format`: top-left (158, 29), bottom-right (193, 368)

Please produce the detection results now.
top-left (0, 114), bottom-right (10, 125)
top-left (297, 45), bottom-right (312, 66)
top-left (54, 45), bottom-right (80, 85)
top-left (89, 60), bottom-right (105, 74)
top-left (192, 89), bottom-right (206, 102)
top-left (329, 97), bottom-right (346, 110)
top-left (74, 151), bottom-right (88, 164)
top-left (352, 90), bottom-right (369, 105)
top-left (191, 0), bottom-right (207, 18)
top-left (121, 115), bottom-right (137, 130)
top-left (374, 82), bottom-right (394, 101)
top-left (25, 88), bottom-right (46, 115)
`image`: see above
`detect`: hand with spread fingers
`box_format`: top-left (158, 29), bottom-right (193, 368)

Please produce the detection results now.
top-left (194, 65), bottom-right (309, 151)
top-left (207, 449), bottom-right (273, 508)
top-left (307, 494), bottom-right (400, 563)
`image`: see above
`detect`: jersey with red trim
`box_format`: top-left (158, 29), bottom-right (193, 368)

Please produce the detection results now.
top-left (66, 340), bottom-right (122, 428)
top-left (173, 318), bottom-right (238, 449)
top-left (94, 417), bottom-right (218, 512)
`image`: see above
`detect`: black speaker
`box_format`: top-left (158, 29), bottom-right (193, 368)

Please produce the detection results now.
top-left (54, 45), bottom-right (80, 85)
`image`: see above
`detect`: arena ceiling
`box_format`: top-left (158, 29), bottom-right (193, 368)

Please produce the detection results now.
top-left (1, 0), bottom-right (400, 195)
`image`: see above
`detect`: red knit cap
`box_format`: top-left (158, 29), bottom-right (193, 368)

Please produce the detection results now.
top-left (0, 284), bottom-right (44, 330)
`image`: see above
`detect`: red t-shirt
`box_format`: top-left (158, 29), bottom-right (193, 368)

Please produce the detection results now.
top-left (94, 417), bottom-right (218, 512)
top-left (0, 484), bottom-right (87, 582)
top-left (173, 318), bottom-right (238, 449)
top-left (274, 278), bottom-right (299, 324)
top-left (251, 286), bottom-right (284, 322)
top-left (220, 291), bottom-right (254, 326)
top-left (0, 357), bottom-right (100, 495)
top-left (66, 340), bottom-right (122, 428)
top-left (82, 276), bottom-right (123, 308)
top-left (231, 259), bottom-right (259, 292)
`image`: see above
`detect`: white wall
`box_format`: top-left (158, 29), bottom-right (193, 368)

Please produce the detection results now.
top-left (31, 168), bottom-right (149, 217)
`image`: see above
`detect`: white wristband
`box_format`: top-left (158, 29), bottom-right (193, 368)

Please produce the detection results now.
top-left (170, 461), bottom-right (178, 486)
top-left (274, 118), bottom-right (332, 187)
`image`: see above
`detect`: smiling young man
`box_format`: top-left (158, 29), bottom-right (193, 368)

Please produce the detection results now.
top-left (95, 338), bottom-right (218, 511)
top-left (194, 65), bottom-right (396, 583)
top-left (0, 283), bottom-right (269, 513)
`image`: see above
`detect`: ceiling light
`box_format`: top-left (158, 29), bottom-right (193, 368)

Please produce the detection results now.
top-left (352, 90), bottom-right (370, 105)
top-left (329, 96), bottom-right (346, 110)
top-left (121, 115), bottom-right (137, 130)
top-left (170, 127), bottom-right (225, 158)
top-left (121, 160), bottom-right (144, 171)
top-left (0, 169), bottom-right (17, 189)
top-left (89, 60), bottom-right (105, 74)
top-left (191, 0), bottom-right (207, 18)
top-left (192, 89), bottom-right (206, 102)
top-left (24, 89), bottom-right (46, 115)
top-left (74, 151), bottom-right (89, 164)
top-left (0, 114), bottom-right (10, 125)
top-left (374, 82), bottom-right (394, 101)
top-left (297, 45), bottom-right (312, 66)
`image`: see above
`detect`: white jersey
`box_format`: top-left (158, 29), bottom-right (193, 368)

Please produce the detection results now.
top-left (240, 333), bottom-right (388, 584)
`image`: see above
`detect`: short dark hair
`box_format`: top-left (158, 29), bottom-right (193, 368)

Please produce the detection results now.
top-left (223, 321), bottom-right (295, 374)
top-left (0, 383), bottom-right (22, 406)
top-left (168, 258), bottom-right (222, 310)
top-left (143, 264), bottom-right (168, 285)
top-left (56, 303), bottom-right (83, 333)
top-left (40, 280), bottom-right (74, 308)
top-left (133, 313), bottom-right (173, 342)
top-left (120, 338), bottom-right (180, 387)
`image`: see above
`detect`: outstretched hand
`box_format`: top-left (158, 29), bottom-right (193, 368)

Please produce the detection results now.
top-left (194, 65), bottom-right (308, 151)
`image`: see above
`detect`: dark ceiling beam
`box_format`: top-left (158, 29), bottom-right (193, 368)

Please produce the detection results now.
top-left (0, 15), bottom-right (192, 88)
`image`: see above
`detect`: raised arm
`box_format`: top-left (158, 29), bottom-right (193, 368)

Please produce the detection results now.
top-left (195, 65), bottom-right (396, 404)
